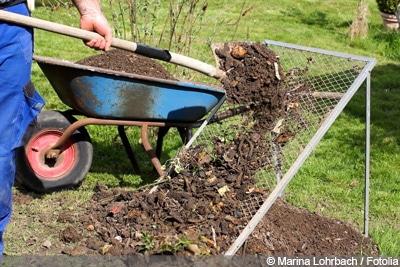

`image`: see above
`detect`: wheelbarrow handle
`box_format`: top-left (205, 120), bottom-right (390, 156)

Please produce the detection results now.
top-left (0, 10), bottom-right (225, 80)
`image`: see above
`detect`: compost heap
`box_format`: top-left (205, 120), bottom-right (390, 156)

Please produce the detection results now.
top-left (51, 46), bottom-right (377, 256)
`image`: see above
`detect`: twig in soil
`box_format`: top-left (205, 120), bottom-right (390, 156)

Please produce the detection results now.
top-left (234, 172), bottom-right (244, 189)
top-left (274, 62), bottom-right (281, 80)
top-left (134, 177), bottom-right (170, 193)
top-left (99, 193), bottom-right (121, 205)
top-left (211, 226), bottom-right (217, 248)
top-left (183, 176), bottom-right (192, 193)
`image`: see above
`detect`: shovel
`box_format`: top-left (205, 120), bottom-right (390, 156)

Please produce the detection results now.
top-left (0, 10), bottom-right (225, 80)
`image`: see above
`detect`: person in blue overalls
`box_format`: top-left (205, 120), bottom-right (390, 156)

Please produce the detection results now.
top-left (0, 0), bottom-right (112, 261)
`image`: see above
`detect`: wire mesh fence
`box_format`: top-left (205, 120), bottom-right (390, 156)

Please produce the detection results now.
top-left (181, 40), bottom-right (376, 255)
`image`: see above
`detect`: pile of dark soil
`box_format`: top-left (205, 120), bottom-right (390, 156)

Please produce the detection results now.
top-left (77, 49), bottom-right (176, 80)
top-left (17, 45), bottom-right (378, 257)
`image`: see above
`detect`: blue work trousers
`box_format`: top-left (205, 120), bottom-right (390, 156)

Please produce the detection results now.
top-left (0, 3), bottom-right (45, 261)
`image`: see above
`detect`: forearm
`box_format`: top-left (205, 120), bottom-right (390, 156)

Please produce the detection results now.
top-left (71, 0), bottom-right (112, 51)
top-left (72, 0), bottom-right (102, 16)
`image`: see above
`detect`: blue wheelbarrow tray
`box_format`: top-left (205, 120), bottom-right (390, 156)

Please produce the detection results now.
top-left (33, 55), bottom-right (226, 122)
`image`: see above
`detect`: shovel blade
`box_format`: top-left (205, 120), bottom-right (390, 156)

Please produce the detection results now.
top-left (211, 42), bottom-right (236, 71)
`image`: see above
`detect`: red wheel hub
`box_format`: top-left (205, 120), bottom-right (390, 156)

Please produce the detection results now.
top-left (25, 129), bottom-right (76, 180)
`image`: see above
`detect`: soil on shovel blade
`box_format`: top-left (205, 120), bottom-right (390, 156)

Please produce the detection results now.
top-left (13, 46), bottom-right (378, 258)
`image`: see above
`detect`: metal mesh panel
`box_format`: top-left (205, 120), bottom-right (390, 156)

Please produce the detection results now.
top-left (180, 40), bottom-right (376, 255)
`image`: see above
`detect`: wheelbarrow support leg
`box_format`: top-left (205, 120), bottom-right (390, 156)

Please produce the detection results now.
top-left (141, 124), bottom-right (164, 177)
top-left (118, 126), bottom-right (142, 174)
top-left (156, 127), bottom-right (170, 160)
top-left (156, 126), bottom-right (193, 159)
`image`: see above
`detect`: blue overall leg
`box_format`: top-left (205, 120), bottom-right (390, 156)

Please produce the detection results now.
top-left (0, 3), bottom-right (45, 261)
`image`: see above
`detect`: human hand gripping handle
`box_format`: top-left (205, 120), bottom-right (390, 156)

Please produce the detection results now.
top-left (72, 0), bottom-right (112, 51)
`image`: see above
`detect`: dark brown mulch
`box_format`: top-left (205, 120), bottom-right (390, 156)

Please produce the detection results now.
top-left (15, 44), bottom-right (378, 257)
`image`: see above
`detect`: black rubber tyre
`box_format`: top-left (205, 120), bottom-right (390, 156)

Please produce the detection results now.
top-left (16, 110), bottom-right (93, 193)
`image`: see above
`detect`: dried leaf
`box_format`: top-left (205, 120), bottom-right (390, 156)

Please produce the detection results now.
top-left (217, 185), bottom-right (230, 197)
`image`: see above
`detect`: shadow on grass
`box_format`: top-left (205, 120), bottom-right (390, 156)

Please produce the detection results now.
top-left (328, 62), bottom-right (400, 155)
top-left (89, 126), bottom-right (184, 187)
top-left (280, 7), bottom-right (354, 30)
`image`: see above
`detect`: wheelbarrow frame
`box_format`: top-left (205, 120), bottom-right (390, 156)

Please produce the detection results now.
top-left (48, 95), bottom-right (225, 178)
top-left (16, 55), bottom-right (227, 193)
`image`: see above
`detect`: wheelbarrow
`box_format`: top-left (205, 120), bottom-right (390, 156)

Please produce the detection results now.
top-left (0, 11), bottom-right (234, 193)
top-left (15, 55), bottom-right (226, 193)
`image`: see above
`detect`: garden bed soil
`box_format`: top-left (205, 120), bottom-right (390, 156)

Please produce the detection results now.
top-left (13, 45), bottom-right (378, 257)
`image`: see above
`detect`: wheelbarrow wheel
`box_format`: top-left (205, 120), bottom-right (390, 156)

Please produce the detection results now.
top-left (15, 110), bottom-right (93, 193)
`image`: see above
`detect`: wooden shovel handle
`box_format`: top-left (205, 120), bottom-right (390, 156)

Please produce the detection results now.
top-left (0, 10), bottom-right (225, 79)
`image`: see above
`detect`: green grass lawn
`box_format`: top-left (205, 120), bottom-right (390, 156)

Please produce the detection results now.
top-left (7, 0), bottom-right (400, 256)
